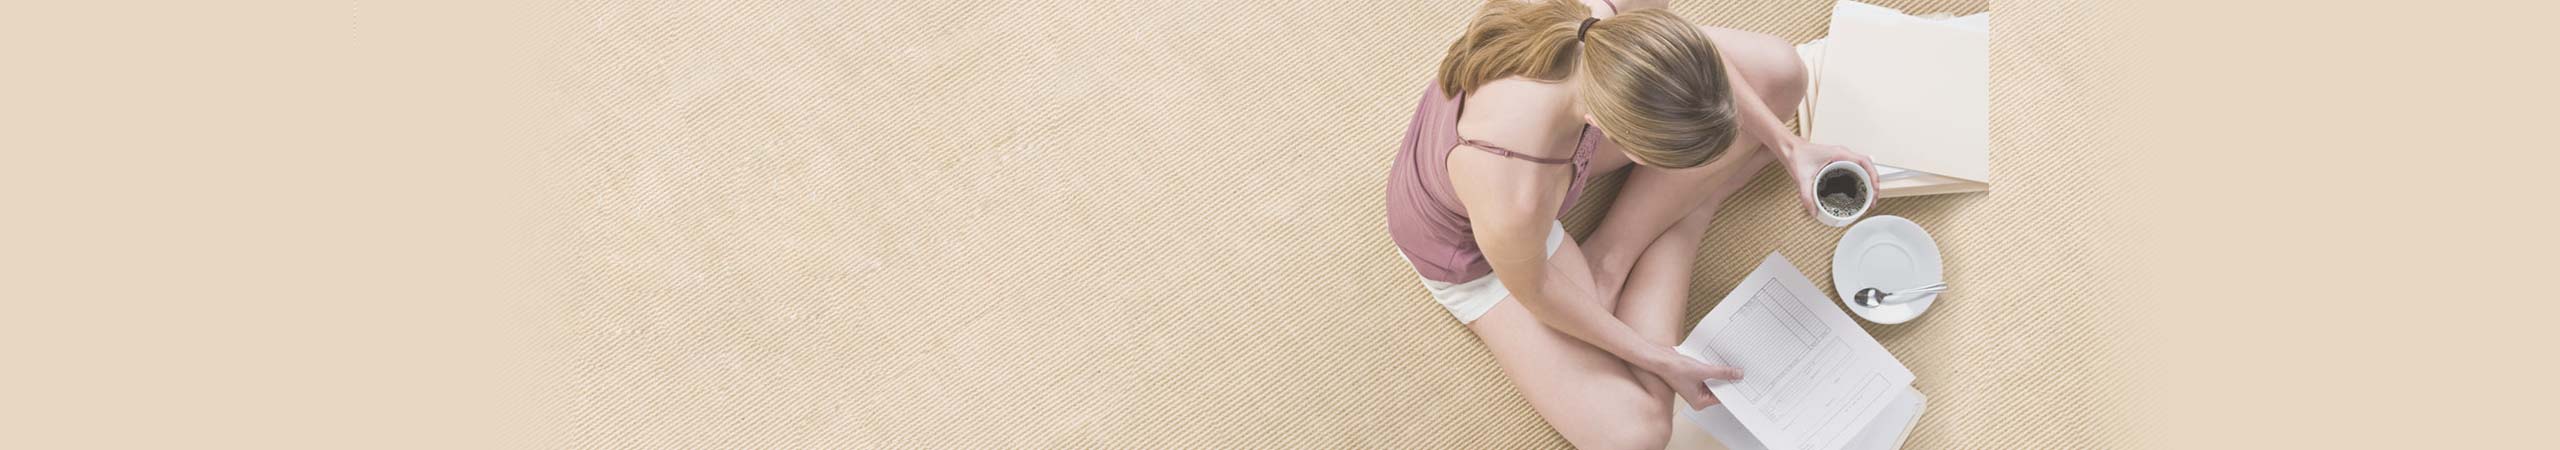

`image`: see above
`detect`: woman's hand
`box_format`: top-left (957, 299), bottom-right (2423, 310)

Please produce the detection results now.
top-left (1645, 348), bottom-right (1745, 409)
top-left (1781, 142), bottom-right (1877, 221)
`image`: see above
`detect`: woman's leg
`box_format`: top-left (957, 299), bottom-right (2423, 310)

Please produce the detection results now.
top-left (1469, 237), bottom-right (1674, 450)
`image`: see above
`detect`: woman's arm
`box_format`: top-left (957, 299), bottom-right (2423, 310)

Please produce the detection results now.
top-left (1446, 153), bottom-right (1695, 382)
top-left (1705, 26), bottom-right (1877, 216)
top-left (1476, 200), bottom-right (1675, 369)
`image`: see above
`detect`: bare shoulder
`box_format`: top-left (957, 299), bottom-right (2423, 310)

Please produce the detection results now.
top-left (1446, 140), bottom-right (1569, 225)
top-left (1454, 78), bottom-right (1578, 158)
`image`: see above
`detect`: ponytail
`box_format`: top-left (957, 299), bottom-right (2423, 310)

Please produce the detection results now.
top-left (1434, 1), bottom-right (1738, 169)
top-left (1436, 0), bottom-right (1594, 96)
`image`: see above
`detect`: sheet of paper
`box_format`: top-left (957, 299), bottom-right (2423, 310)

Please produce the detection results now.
top-left (1838, 387), bottom-right (1926, 450)
top-left (1939, 12), bottom-right (1989, 32)
top-left (1678, 386), bottom-right (1927, 450)
top-left (1675, 253), bottom-right (1914, 450)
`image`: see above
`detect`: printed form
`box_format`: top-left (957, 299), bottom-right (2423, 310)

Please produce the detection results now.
top-left (1676, 253), bottom-right (1914, 450)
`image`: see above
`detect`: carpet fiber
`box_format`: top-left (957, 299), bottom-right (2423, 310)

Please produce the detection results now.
top-left (546, 0), bottom-right (2125, 447)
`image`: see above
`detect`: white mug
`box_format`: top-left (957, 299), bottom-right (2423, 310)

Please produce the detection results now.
top-left (1812, 160), bottom-right (1875, 227)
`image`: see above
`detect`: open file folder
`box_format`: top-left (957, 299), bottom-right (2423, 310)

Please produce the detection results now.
top-left (1799, 1), bottom-right (1990, 198)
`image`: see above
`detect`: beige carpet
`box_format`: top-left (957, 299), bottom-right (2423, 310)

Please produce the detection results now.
top-left (546, 0), bottom-right (2125, 447)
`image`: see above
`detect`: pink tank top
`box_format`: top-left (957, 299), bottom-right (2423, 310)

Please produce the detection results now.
top-left (1386, 82), bottom-right (1604, 283)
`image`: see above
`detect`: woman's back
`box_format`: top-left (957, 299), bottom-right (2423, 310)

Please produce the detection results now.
top-left (1384, 80), bottom-right (1602, 285)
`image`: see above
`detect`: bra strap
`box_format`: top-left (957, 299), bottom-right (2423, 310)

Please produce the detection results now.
top-left (1456, 138), bottom-right (1576, 165)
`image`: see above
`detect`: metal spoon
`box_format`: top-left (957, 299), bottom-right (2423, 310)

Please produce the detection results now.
top-left (1851, 282), bottom-right (1948, 308)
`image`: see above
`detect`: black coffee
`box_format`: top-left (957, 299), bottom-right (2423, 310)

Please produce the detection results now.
top-left (1816, 167), bottom-right (1867, 218)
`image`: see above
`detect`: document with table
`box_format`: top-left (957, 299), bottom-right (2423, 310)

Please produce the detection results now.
top-left (1674, 253), bottom-right (1918, 450)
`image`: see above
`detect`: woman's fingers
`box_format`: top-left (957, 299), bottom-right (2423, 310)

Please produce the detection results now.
top-left (1858, 154), bottom-right (1880, 195)
top-left (1679, 383), bottom-right (1717, 409)
top-left (1671, 362), bottom-right (1742, 409)
top-left (1681, 383), bottom-right (1722, 409)
top-left (1790, 154), bottom-right (1825, 216)
top-left (1799, 181), bottom-right (1823, 218)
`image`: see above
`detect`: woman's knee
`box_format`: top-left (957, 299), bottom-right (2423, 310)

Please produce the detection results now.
top-left (1703, 27), bottom-right (1809, 119)
top-left (1624, 406), bottom-right (1674, 450)
top-left (1735, 44), bottom-right (1806, 120)
top-left (1613, 418), bottom-right (1674, 450)
top-left (1753, 48), bottom-right (1807, 118)
top-left (1558, 402), bottom-right (1673, 450)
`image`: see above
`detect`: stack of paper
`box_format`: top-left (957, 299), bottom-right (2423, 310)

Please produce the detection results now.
top-left (1672, 253), bottom-right (1925, 450)
top-left (1798, 1), bottom-right (1990, 198)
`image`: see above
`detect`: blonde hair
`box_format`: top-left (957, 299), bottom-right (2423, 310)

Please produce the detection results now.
top-left (1436, 0), bottom-right (1736, 168)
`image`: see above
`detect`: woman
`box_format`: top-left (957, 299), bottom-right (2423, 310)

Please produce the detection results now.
top-left (1384, 0), bottom-right (1875, 448)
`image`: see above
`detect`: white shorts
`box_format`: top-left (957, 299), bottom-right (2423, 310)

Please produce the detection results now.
top-left (1400, 221), bottom-right (1567, 324)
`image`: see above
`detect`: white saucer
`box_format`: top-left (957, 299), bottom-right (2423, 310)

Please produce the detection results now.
top-left (1832, 215), bottom-right (1943, 324)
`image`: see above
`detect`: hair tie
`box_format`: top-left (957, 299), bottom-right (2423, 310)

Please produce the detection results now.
top-left (1577, 18), bottom-right (1600, 41)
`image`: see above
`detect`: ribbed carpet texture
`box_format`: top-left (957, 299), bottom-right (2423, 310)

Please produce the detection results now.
top-left (546, 0), bottom-right (2125, 447)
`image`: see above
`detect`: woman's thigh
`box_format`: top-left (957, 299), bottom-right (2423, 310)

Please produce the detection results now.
top-left (1582, 143), bottom-right (1775, 275)
top-left (1467, 239), bottom-right (1672, 450)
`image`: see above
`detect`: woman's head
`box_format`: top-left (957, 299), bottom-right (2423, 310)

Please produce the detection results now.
top-left (1437, 0), bottom-right (1736, 168)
